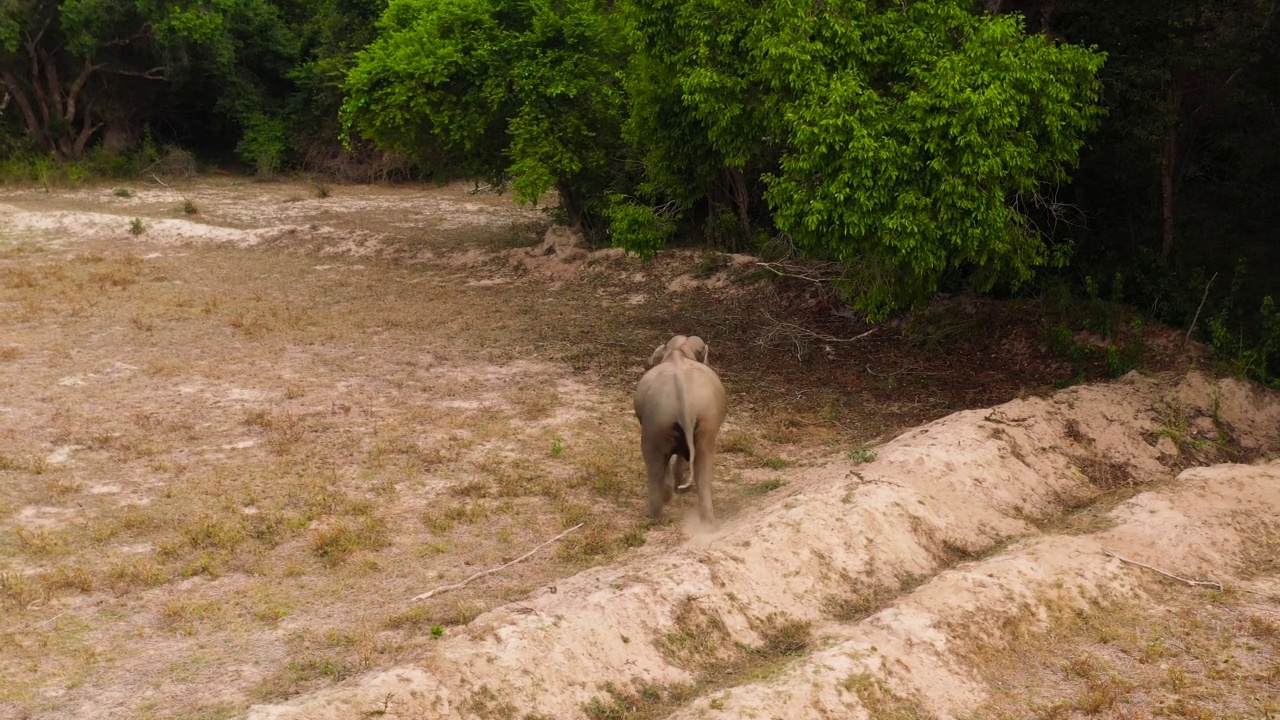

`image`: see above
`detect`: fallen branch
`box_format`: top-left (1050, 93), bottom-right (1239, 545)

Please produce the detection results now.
top-left (1103, 549), bottom-right (1224, 591)
top-left (410, 523), bottom-right (585, 602)
top-left (757, 311), bottom-right (878, 361)
top-left (759, 310), bottom-right (878, 344)
top-left (754, 260), bottom-right (842, 285)
top-left (1184, 271), bottom-right (1217, 347)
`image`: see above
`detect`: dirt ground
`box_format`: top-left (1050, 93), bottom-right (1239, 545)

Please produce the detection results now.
top-left (1, 178), bottom-right (1277, 720)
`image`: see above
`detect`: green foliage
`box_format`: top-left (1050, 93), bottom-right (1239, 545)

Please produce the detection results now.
top-left (621, 0), bottom-right (1107, 319)
top-left (236, 113), bottom-right (289, 178)
top-left (1044, 276), bottom-right (1147, 384)
top-left (846, 445), bottom-right (876, 464)
top-left (340, 0), bottom-right (631, 231)
top-left (1205, 276), bottom-right (1280, 387)
top-left (603, 194), bottom-right (675, 260)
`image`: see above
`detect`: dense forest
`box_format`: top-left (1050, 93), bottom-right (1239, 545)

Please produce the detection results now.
top-left (2, 0), bottom-right (1276, 382)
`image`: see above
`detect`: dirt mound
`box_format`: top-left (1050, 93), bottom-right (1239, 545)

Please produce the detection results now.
top-left (246, 371), bottom-right (1280, 719)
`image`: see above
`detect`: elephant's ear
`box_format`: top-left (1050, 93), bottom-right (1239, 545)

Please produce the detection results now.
top-left (686, 336), bottom-right (710, 364)
top-left (649, 344), bottom-right (666, 367)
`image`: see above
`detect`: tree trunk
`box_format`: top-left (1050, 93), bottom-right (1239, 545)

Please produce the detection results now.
top-left (723, 166), bottom-right (751, 245)
top-left (0, 72), bottom-right (43, 140)
top-left (1160, 80), bottom-right (1180, 263)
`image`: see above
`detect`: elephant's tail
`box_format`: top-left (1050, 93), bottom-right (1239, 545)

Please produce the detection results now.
top-left (674, 373), bottom-right (697, 493)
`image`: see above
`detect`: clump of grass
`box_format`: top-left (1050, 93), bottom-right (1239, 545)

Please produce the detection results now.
top-left (43, 565), bottom-right (95, 595)
top-left (312, 180), bottom-right (331, 199)
top-left (129, 217), bottom-right (145, 235)
top-left (719, 430), bottom-right (756, 455)
top-left (385, 598), bottom-right (480, 634)
top-left (588, 603), bottom-right (812, 719)
top-left (309, 516), bottom-right (388, 566)
top-left (181, 199), bottom-right (198, 215)
top-left (555, 520), bottom-right (646, 565)
top-left (823, 575), bottom-right (926, 623)
top-left (112, 187), bottom-right (134, 198)
top-left (583, 680), bottom-right (696, 720)
top-left (1, 570), bottom-right (46, 608)
top-left (252, 655), bottom-right (350, 702)
top-left (467, 684), bottom-right (519, 720)
top-left (421, 502), bottom-right (492, 534)
top-left (847, 444), bottom-right (877, 463)
top-left (244, 409), bottom-right (308, 454)
top-left (839, 672), bottom-right (933, 719)
top-left (14, 526), bottom-right (66, 557)
top-left (106, 558), bottom-right (170, 594)
top-left (750, 478), bottom-right (785, 494)
top-left (0, 452), bottom-right (48, 474)
top-left (160, 599), bottom-right (223, 635)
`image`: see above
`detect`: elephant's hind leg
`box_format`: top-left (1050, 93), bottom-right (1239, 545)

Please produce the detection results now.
top-left (692, 435), bottom-right (718, 525)
top-left (643, 446), bottom-right (671, 519)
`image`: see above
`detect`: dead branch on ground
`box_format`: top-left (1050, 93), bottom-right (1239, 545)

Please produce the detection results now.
top-left (757, 310), bottom-right (878, 360)
top-left (410, 523), bottom-right (585, 602)
top-left (1103, 548), bottom-right (1224, 591)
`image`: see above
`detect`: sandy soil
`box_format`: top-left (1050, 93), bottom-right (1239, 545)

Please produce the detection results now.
top-left (1, 178), bottom-right (1277, 720)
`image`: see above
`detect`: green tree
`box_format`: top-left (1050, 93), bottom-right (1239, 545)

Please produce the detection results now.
top-left (620, 0), bottom-right (1106, 319)
top-left (340, 0), bottom-right (630, 233)
top-left (0, 0), bottom-right (301, 161)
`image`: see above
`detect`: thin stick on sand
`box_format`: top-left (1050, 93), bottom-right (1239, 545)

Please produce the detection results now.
top-left (1103, 549), bottom-right (1224, 591)
top-left (410, 523), bottom-right (585, 602)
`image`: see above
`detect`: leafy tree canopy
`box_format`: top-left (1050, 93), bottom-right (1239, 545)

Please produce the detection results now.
top-left (340, 0), bottom-right (630, 230)
top-left (618, 0), bottom-right (1107, 319)
top-left (0, 0), bottom-right (301, 159)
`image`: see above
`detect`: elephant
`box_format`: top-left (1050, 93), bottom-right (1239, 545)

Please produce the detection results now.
top-left (633, 335), bottom-right (728, 524)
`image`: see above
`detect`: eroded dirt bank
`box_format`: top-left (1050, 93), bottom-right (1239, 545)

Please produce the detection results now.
top-left (248, 371), bottom-right (1280, 719)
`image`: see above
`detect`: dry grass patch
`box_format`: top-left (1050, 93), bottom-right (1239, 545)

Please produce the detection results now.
top-left (583, 599), bottom-right (813, 718)
top-left (839, 673), bottom-right (935, 719)
top-left (963, 581), bottom-right (1280, 720)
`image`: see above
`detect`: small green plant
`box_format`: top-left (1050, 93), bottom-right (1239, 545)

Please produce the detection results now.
top-left (550, 437), bottom-right (564, 456)
top-left (129, 218), bottom-right (145, 235)
top-left (1202, 260), bottom-right (1278, 386)
top-left (847, 445), bottom-right (876, 463)
top-left (113, 187), bottom-right (134, 198)
top-left (752, 478), bottom-right (785, 494)
top-left (429, 625), bottom-right (444, 639)
top-left (181, 200), bottom-right (198, 215)
top-left (312, 180), bottom-right (331, 199)
top-left (1103, 318), bottom-right (1145, 378)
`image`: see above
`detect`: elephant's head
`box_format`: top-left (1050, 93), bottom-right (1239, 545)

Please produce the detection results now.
top-left (649, 335), bottom-right (710, 367)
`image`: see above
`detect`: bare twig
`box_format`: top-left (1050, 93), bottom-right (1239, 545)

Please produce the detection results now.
top-left (23, 610), bottom-right (70, 632)
top-left (1103, 549), bottom-right (1224, 591)
top-left (410, 523), bottom-right (585, 602)
top-left (758, 310), bottom-right (878, 359)
top-left (147, 171), bottom-right (173, 190)
top-left (760, 311), bottom-right (877, 344)
top-left (1184, 271), bottom-right (1218, 347)
top-left (754, 260), bottom-right (842, 285)
top-left (864, 363), bottom-right (936, 379)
